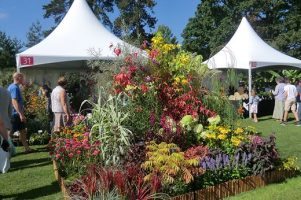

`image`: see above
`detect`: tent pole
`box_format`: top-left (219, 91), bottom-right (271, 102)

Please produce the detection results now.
top-left (248, 64), bottom-right (252, 118)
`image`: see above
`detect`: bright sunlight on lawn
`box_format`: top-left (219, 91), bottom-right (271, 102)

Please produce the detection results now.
top-left (0, 145), bottom-right (62, 200)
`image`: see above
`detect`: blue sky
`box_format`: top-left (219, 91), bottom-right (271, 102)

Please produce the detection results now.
top-left (0, 0), bottom-right (200, 44)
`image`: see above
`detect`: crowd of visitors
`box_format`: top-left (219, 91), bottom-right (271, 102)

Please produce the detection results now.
top-left (271, 77), bottom-right (301, 126)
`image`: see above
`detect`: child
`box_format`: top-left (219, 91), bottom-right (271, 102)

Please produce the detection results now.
top-left (249, 89), bottom-right (261, 122)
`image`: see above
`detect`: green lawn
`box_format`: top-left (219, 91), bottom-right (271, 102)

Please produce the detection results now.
top-left (226, 115), bottom-right (301, 200)
top-left (0, 115), bottom-right (300, 200)
top-left (0, 145), bottom-right (62, 200)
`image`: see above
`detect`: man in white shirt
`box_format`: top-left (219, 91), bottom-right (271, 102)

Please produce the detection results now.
top-left (281, 78), bottom-right (300, 126)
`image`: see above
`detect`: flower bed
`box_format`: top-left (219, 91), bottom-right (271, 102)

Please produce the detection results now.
top-left (49, 33), bottom-right (300, 199)
top-left (53, 159), bottom-right (296, 200)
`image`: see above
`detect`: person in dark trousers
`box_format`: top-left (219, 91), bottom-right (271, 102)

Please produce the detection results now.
top-left (7, 72), bottom-right (33, 153)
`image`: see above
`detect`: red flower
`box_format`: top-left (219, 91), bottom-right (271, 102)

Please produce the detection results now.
top-left (114, 48), bottom-right (121, 56)
top-left (114, 73), bottom-right (131, 87)
top-left (140, 84), bottom-right (148, 94)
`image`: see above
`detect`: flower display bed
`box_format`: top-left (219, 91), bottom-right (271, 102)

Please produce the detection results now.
top-left (53, 159), bottom-right (295, 200)
top-left (49, 34), bottom-right (300, 199)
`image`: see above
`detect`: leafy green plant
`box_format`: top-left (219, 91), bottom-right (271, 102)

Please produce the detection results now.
top-left (280, 156), bottom-right (300, 171)
top-left (236, 135), bottom-right (280, 175)
top-left (29, 131), bottom-right (50, 145)
top-left (85, 90), bottom-right (133, 166)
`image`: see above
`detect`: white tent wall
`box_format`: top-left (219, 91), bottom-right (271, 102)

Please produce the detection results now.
top-left (20, 61), bottom-right (87, 88)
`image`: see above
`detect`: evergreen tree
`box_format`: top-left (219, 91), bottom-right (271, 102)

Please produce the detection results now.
top-left (26, 21), bottom-right (44, 48)
top-left (0, 31), bottom-right (23, 69)
top-left (182, 0), bottom-right (301, 60)
top-left (113, 0), bottom-right (157, 43)
top-left (156, 25), bottom-right (178, 44)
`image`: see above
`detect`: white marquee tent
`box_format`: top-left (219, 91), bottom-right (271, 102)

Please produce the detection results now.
top-left (205, 17), bottom-right (301, 115)
top-left (16, 0), bottom-right (138, 86)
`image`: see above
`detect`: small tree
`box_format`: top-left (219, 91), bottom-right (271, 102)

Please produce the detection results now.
top-left (26, 21), bottom-right (44, 48)
top-left (0, 31), bottom-right (23, 69)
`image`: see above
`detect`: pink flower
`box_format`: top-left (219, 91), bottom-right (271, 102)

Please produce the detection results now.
top-left (68, 153), bottom-right (74, 158)
top-left (55, 154), bottom-right (61, 159)
top-left (76, 150), bottom-right (81, 155)
top-left (114, 48), bottom-right (121, 56)
top-left (92, 150), bottom-right (100, 156)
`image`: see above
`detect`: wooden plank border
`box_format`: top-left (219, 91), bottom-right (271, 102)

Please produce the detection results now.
top-left (171, 170), bottom-right (297, 200)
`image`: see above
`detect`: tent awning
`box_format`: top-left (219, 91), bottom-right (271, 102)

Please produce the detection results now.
top-left (205, 17), bottom-right (301, 70)
top-left (16, 0), bottom-right (139, 69)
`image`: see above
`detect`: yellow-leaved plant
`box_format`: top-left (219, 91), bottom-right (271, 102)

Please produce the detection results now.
top-left (142, 141), bottom-right (199, 185)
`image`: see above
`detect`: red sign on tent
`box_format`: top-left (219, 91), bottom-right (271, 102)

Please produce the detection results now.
top-left (20, 56), bottom-right (34, 65)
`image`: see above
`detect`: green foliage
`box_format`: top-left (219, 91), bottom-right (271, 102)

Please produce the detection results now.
top-left (114, 0), bottom-right (157, 43)
top-left (156, 25), bottom-right (178, 44)
top-left (26, 21), bottom-right (44, 48)
top-left (182, 0), bottom-right (301, 60)
top-left (0, 68), bottom-right (14, 87)
top-left (29, 131), bottom-right (50, 145)
top-left (0, 31), bottom-right (23, 69)
top-left (280, 156), bottom-right (300, 171)
top-left (23, 85), bottom-right (50, 135)
top-left (87, 90), bottom-right (132, 166)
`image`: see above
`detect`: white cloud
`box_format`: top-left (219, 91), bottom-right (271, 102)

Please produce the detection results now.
top-left (0, 12), bottom-right (8, 19)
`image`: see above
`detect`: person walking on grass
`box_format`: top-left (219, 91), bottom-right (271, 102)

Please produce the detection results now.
top-left (272, 77), bottom-right (286, 121)
top-left (281, 78), bottom-right (301, 126)
top-left (7, 72), bottom-right (34, 153)
top-left (51, 76), bottom-right (71, 132)
top-left (249, 89), bottom-right (261, 123)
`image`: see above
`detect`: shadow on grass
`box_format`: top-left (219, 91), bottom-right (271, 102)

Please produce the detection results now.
top-left (0, 181), bottom-right (60, 200)
top-left (11, 157), bottom-right (51, 170)
top-left (10, 160), bottom-right (52, 172)
top-left (14, 146), bottom-right (49, 156)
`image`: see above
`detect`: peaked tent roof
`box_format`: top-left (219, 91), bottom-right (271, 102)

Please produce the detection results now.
top-left (205, 17), bottom-right (301, 70)
top-left (16, 0), bottom-right (135, 69)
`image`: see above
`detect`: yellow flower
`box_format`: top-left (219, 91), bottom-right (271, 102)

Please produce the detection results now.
top-left (218, 127), bottom-right (230, 134)
top-left (174, 77), bottom-right (181, 83)
top-left (231, 137), bottom-right (241, 146)
top-left (217, 134), bottom-right (227, 140)
top-left (207, 133), bottom-right (216, 139)
top-left (181, 79), bottom-right (188, 85)
top-left (125, 85), bottom-right (137, 91)
top-left (234, 127), bottom-right (244, 134)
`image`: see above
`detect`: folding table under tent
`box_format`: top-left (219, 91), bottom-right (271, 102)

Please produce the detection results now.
top-left (16, 0), bottom-right (139, 87)
top-left (205, 17), bottom-right (301, 116)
